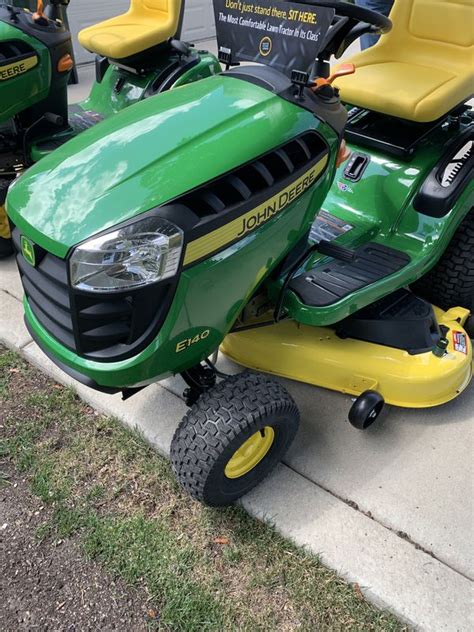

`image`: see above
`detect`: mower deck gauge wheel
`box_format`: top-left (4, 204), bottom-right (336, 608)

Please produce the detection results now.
top-left (348, 390), bottom-right (385, 430)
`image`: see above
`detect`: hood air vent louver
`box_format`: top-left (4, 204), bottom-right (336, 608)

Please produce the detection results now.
top-left (178, 131), bottom-right (327, 221)
top-left (0, 39), bottom-right (36, 61)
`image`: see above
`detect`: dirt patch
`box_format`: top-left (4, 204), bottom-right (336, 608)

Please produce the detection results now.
top-left (0, 463), bottom-right (154, 632)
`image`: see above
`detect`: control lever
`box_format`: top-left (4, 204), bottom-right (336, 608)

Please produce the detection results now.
top-left (317, 239), bottom-right (357, 263)
top-left (169, 38), bottom-right (193, 61)
top-left (311, 63), bottom-right (355, 93)
top-left (33, 0), bottom-right (48, 25)
top-left (44, 112), bottom-right (64, 127)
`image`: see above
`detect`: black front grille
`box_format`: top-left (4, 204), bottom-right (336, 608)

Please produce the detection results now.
top-left (14, 235), bottom-right (75, 350)
top-left (73, 293), bottom-right (134, 355)
top-left (12, 228), bottom-right (172, 362)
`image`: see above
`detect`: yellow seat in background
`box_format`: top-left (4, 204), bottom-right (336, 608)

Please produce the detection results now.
top-left (335, 0), bottom-right (474, 122)
top-left (78, 0), bottom-right (183, 61)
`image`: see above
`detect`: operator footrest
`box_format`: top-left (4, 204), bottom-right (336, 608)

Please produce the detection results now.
top-left (289, 242), bottom-right (410, 307)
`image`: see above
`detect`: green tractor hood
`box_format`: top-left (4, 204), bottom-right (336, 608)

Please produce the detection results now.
top-left (7, 73), bottom-right (316, 258)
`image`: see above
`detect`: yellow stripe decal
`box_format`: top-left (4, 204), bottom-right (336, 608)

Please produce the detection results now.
top-left (184, 154), bottom-right (328, 266)
top-left (0, 55), bottom-right (38, 81)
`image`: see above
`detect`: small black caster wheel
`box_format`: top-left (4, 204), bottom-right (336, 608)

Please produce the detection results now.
top-left (349, 390), bottom-right (385, 430)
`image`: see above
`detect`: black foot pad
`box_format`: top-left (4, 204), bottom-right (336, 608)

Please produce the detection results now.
top-left (289, 242), bottom-right (410, 307)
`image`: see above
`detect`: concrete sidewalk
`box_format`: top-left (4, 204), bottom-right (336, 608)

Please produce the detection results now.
top-left (2, 44), bottom-right (474, 630)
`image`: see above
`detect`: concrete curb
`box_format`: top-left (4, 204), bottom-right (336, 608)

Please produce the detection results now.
top-left (1, 280), bottom-right (473, 631)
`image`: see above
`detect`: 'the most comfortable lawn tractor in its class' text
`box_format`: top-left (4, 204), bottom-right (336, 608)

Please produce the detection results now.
top-left (0, 0), bottom-right (220, 257)
top-left (6, 0), bottom-right (473, 506)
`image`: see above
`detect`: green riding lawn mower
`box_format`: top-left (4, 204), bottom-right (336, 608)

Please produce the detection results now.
top-left (0, 0), bottom-right (220, 256)
top-left (3, 0), bottom-right (473, 506)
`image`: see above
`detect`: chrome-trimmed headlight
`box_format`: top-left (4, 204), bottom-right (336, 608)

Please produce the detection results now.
top-left (70, 216), bottom-right (183, 293)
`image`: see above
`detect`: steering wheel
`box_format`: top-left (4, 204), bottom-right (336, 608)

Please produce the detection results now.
top-left (298, 0), bottom-right (392, 63)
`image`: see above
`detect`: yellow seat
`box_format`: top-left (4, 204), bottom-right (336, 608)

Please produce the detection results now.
top-left (78, 0), bottom-right (182, 61)
top-left (334, 0), bottom-right (474, 123)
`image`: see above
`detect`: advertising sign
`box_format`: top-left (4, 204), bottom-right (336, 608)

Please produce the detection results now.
top-left (213, 0), bottom-right (335, 76)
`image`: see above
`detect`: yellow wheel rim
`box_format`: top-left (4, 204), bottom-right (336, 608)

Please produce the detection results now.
top-left (224, 427), bottom-right (275, 479)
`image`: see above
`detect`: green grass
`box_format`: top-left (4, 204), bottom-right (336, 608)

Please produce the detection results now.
top-left (0, 346), bottom-right (405, 631)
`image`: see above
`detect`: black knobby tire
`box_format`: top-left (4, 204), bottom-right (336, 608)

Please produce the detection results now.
top-left (0, 179), bottom-right (8, 200)
top-left (411, 209), bottom-right (474, 311)
top-left (170, 371), bottom-right (300, 506)
top-left (465, 315), bottom-right (474, 339)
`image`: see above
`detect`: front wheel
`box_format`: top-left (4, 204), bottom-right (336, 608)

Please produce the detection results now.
top-left (170, 371), bottom-right (299, 506)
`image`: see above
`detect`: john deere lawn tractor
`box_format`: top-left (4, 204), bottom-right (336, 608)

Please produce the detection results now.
top-left (223, 0), bottom-right (474, 421)
top-left (0, 0), bottom-right (220, 257)
top-left (6, 0), bottom-right (473, 506)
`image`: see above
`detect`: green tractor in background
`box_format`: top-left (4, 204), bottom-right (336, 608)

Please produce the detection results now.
top-left (0, 0), bottom-right (220, 256)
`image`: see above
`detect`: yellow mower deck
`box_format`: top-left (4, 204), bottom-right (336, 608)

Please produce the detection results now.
top-left (221, 307), bottom-right (472, 408)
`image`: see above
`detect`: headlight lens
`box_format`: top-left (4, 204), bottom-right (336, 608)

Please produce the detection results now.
top-left (70, 216), bottom-right (183, 293)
